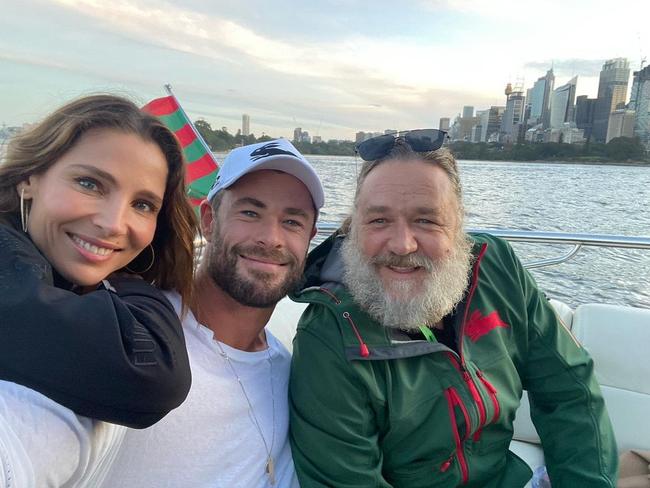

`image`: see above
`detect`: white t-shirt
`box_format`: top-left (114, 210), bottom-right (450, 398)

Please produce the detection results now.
top-left (0, 381), bottom-right (125, 488)
top-left (101, 291), bottom-right (299, 488)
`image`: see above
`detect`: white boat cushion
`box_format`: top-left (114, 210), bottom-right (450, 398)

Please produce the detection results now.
top-left (512, 391), bottom-right (540, 444)
top-left (512, 302), bottom-right (650, 469)
top-left (572, 304), bottom-right (650, 394)
top-left (572, 303), bottom-right (650, 451)
top-left (267, 297), bottom-right (307, 353)
top-left (549, 298), bottom-right (574, 330)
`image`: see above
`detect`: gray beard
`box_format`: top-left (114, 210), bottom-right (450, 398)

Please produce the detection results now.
top-left (340, 228), bottom-right (473, 331)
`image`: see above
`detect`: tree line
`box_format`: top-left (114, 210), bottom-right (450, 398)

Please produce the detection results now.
top-left (194, 120), bottom-right (648, 163)
top-left (194, 119), bottom-right (356, 156)
top-left (448, 137), bottom-right (648, 163)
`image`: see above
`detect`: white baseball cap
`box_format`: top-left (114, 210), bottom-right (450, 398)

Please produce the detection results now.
top-left (206, 138), bottom-right (324, 209)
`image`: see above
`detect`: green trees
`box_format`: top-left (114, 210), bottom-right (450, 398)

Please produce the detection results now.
top-left (194, 119), bottom-right (238, 151)
top-left (292, 140), bottom-right (356, 156)
top-left (449, 138), bottom-right (648, 163)
top-left (604, 137), bottom-right (646, 161)
top-left (193, 119), bottom-right (647, 162)
top-left (193, 120), bottom-right (356, 155)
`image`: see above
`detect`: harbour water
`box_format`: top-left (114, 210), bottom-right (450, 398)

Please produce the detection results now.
top-left (304, 155), bottom-right (650, 310)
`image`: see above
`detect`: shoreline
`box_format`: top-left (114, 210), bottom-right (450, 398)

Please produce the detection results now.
top-left (455, 158), bottom-right (650, 167)
top-left (300, 153), bottom-right (650, 167)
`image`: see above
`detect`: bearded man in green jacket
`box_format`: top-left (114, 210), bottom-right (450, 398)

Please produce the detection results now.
top-left (288, 131), bottom-right (618, 487)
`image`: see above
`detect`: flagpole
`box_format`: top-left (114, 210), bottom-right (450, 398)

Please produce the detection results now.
top-left (164, 84), bottom-right (218, 166)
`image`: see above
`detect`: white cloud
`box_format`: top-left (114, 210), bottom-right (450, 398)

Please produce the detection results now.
top-left (4, 0), bottom-right (648, 138)
top-left (48, 1), bottom-right (491, 87)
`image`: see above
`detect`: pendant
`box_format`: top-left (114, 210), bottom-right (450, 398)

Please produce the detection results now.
top-left (266, 457), bottom-right (276, 485)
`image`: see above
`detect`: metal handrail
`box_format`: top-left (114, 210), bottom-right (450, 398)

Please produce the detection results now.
top-left (312, 224), bottom-right (650, 269)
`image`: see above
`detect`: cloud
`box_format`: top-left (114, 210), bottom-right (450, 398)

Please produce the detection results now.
top-left (524, 59), bottom-right (607, 77)
top-left (44, 0), bottom-right (509, 126)
top-left (49, 0), bottom-right (498, 91)
top-left (418, 0), bottom-right (645, 17)
top-left (50, 0), bottom-right (637, 103)
top-left (5, 0), bottom-right (647, 139)
top-left (51, 0), bottom-right (342, 78)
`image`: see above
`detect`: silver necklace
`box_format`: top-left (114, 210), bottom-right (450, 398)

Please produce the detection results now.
top-left (215, 338), bottom-right (276, 485)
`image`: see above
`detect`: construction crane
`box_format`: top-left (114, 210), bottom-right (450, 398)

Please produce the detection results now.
top-left (638, 32), bottom-right (646, 69)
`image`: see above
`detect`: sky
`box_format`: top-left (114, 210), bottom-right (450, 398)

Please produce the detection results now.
top-left (1, 0), bottom-right (649, 141)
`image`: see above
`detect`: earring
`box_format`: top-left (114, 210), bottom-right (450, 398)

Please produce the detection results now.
top-left (125, 244), bottom-right (155, 274)
top-left (20, 188), bottom-right (29, 233)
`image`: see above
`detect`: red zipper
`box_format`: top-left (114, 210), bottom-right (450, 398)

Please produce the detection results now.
top-left (464, 371), bottom-right (487, 441)
top-left (447, 353), bottom-right (486, 440)
top-left (458, 243), bottom-right (487, 363)
top-left (444, 388), bottom-right (469, 483)
top-left (456, 244), bottom-right (490, 441)
top-left (447, 387), bottom-right (471, 440)
top-left (477, 370), bottom-right (500, 423)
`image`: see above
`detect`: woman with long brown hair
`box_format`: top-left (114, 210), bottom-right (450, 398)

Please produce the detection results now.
top-left (0, 94), bottom-right (198, 486)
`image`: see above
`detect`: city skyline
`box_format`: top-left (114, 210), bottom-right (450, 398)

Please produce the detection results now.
top-left (1, 0), bottom-right (648, 141)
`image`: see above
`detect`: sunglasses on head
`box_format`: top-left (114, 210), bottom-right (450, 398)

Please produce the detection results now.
top-left (354, 129), bottom-right (448, 161)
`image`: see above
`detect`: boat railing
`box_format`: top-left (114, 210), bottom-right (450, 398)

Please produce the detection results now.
top-left (195, 225), bottom-right (650, 269)
top-left (314, 224), bottom-right (650, 269)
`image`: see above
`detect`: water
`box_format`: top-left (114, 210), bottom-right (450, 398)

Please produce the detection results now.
top-left (304, 155), bottom-right (650, 310)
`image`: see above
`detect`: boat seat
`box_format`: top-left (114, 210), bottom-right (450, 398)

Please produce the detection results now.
top-left (571, 304), bottom-right (650, 451)
top-left (511, 302), bottom-right (650, 480)
top-left (549, 298), bottom-right (574, 330)
top-left (267, 297), bottom-right (306, 353)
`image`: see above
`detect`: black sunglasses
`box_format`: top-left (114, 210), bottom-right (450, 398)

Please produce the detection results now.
top-left (354, 129), bottom-right (448, 161)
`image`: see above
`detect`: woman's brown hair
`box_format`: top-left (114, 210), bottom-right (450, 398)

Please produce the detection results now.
top-left (0, 94), bottom-right (198, 304)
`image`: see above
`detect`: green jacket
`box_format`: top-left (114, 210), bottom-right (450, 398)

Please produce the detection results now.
top-left (289, 232), bottom-right (617, 487)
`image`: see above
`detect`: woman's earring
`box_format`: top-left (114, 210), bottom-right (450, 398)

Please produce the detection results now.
top-left (125, 244), bottom-right (155, 274)
top-left (20, 188), bottom-right (29, 233)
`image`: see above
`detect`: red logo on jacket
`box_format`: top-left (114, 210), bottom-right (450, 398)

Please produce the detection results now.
top-left (465, 310), bottom-right (509, 342)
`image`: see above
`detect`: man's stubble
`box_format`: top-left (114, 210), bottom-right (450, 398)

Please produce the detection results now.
top-left (204, 219), bottom-right (306, 308)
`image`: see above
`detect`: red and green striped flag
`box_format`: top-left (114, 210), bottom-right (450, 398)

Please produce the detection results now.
top-left (142, 90), bottom-right (219, 208)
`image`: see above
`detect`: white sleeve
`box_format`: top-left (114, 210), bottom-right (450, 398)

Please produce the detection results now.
top-left (0, 380), bottom-right (95, 487)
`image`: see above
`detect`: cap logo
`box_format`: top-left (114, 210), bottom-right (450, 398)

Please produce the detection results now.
top-left (250, 142), bottom-right (298, 161)
top-left (209, 174), bottom-right (221, 192)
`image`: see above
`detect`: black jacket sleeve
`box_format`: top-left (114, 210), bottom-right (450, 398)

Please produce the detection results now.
top-left (0, 222), bottom-right (191, 429)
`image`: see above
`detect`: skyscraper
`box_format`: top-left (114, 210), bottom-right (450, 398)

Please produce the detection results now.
top-left (529, 69), bottom-right (554, 128)
top-left (485, 106), bottom-right (505, 142)
top-left (242, 114), bottom-right (250, 136)
top-left (606, 109), bottom-right (636, 142)
top-left (501, 84), bottom-right (526, 143)
top-left (575, 95), bottom-right (597, 140)
top-left (541, 69), bottom-right (555, 129)
top-left (462, 106), bottom-right (474, 119)
top-left (476, 109), bottom-right (490, 142)
top-left (549, 76), bottom-right (577, 129)
top-left (439, 118), bottom-right (450, 131)
top-left (458, 112), bottom-right (480, 141)
top-left (593, 58), bottom-right (630, 142)
top-left (629, 65), bottom-right (650, 149)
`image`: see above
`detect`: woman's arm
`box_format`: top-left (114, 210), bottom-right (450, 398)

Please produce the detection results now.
top-left (0, 223), bottom-right (191, 428)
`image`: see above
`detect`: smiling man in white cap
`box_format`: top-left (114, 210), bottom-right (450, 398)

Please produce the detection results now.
top-left (102, 138), bottom-right (324, 488)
